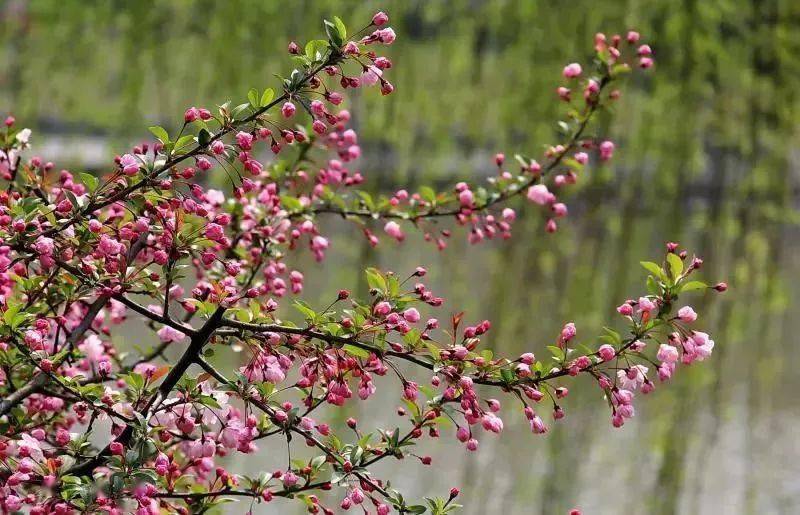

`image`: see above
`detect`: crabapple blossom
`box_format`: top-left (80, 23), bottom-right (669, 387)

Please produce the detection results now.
top-left (119, 153), bottom-right (140, 175)
top-left (0, 17), bottom-right (725, 515)
top-left (563, 62), bottom-right (582, 78)
top-left (527, 184), bottom-right (553, 205)
top-left (677, 306), bottom-right (697, 322)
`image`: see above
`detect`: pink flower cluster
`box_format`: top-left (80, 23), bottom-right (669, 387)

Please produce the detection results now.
top-left (0, 15), bottom-right (724, 515)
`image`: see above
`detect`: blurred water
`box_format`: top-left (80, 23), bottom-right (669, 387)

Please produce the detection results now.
top-left (4, 1), bottom-right (800, 512)
top-left (210, 185), bottom-right (800, 514)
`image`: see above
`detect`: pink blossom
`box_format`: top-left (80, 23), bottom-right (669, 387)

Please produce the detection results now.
top-left (33, 236), bottom-right (55, 256)
top-left (598, 344), bottom-right (615, 362)
top-left (184, 107), bottom-right (200, 122)
top-left (310, 235), bottom-right (329, 251)
top-left (529, 415), bottom-right (547, 434)
top-left (403, 308), bottom-right (420, 323)
top-left (372, 11), bottom-right (389, 26)
top-left (378, 28), bottom-right (396, 44)
top-left (617, 302), bottom-right (633, 316)
top-left (617, 364), bottom-right (648, 390)
top-left (562, 62), bottom-right (582, 79)
top-left (157, 326), bottom-right (186, 343)
top-left (599, 140), bottom-right (615, 161)
top-left (98, 235), bottom-right (124, 257)
top-left (235, 131), bottom-right (254, 150)
top-left (657, 344), bottom-right (679, 363)
top-left (561, 322), bottom-right (576, 342)
top-left (658, 362), bottom-right (676, 381)
top-left (281, 102), bottom-right (296, 118)
top-left (360, 65), bottom-right (383, 86)
top-left (384, 221), bottom-right (404, 241)
top-left (120, 154), bottom-right (140, 175)
top-left (204, 223), bottom-right (225, 242)
top-left (637, 296), bottom-right (657, 314)
top-left (24, 329), bottom-right (43, 349)
top-left (373, 301), bottom-right (392, 317)
top-left (689, 331), bottom-right (715, 361)
top-left (211, 140), bottom-right (226, 155)
top-left (677, 306), bottom-right (697, 323)
top-left (481, 413), bottom-right (504, 434)
top-left (283, 471), bottom-right (299, 488)
top-left (458, 188), bottom-right (474, 207)
top-left (527, 184), bottom-right (553, 205)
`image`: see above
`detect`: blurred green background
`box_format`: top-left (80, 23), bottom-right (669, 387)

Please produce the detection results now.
top-left (2, 1), bottom-right (799, 513)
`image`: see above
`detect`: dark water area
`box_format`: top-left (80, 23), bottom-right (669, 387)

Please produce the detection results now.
top-left (276, 188), bottom-right (799, 514)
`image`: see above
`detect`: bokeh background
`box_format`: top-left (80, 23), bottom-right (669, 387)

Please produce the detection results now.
top-left (2, 1), bottom-right (800, 513)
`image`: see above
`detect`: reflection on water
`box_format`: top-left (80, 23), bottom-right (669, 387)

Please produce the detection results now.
top-left (220, 183), bottom-right (799, 514)
top-left (5, 1), bottom-right (799, 512)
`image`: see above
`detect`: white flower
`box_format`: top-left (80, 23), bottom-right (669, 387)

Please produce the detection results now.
top-left (80, 334), bottom-right (105, 362)
top-left (15, 128), bottom-right (32, 145)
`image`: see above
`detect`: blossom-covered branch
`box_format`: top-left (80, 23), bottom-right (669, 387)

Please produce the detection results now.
top-left (0, 11), bottom-right (724, 515)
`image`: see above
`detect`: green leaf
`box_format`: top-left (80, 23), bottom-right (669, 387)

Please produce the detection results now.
top-left (342, 344), bottom-right (370, 359)
top-left (79, 172), bottom-right (99, 193)
top-left (419, 186), bottom-right (437, 205)
top-left (260, 88), bottom-right (275, 107)
top-left (173, 134), bottom-right (195, 151)
top-left (679, 280), bottom-right (708, 292)
top-left (281, 195), bottom-right (303, 211)
top-left (423, 341), bottom-right (441, 359)
top-left (602, 326), bottom-right (622, 345)
top-left (148, 126), bottom-right (169, 144)
top-left (197, 394), bottom-right (222, 409)
top-left (198, 128), bottom-right (212, 146)
top-left (305, 39), bottom-right (329, 62)
top-left (646, 276), bottom-right (660, 295)
top-left (293, 300), bottom-right (317, 321)
top-left (230, 103), bottom-right (250, 120)
top-left (666, 253), bottom-right (684, 280)
top-left (324, 19), bottom-right (345, 47)
top-left (547, 345), bottom-right (565, 361)
top-left (3, 304), bottom-right (21, 327)
top-left (247, 88), bottom-right (259, 108)
top-left (357, 191), bottom-right (375, 210)
top-left (333, 16), bottom-right (347, 41)
top-left (640, 261), bottom-right (664, 279)
top-left (365, 268), bottom-right (387, 292)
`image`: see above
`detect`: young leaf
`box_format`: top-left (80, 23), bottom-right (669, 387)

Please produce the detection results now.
top-left (173, 134), bottom-right (195, 151)
top-left (148, 126), bottom-right (169, 144)
top-left (260, 88), bottom-right (275, 107)
top-left (324, 19), bottom-right (345, 48)
top-left (640, 261), bottom-right (665, 281)
top-left (247, 88), bottom-right (259, 108)
top-left (679, 280), bottom-right (708, 292)
top-left (79, 172), bottom-right (99, 193)
top-left (342, 344), bottom-right (370, 359)
top-left (666, 253), bottom-right (683, 280)
top-left (333, 16), bottom-right (347, 41)
top-left (198, 128), bottom-right (212, 146)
